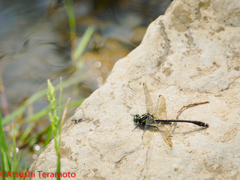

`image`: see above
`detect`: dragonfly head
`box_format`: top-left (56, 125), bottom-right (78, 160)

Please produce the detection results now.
top-left (133, 114), bottom-right (140, 123)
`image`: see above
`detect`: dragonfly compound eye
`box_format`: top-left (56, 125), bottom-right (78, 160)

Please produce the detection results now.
top-left (134, 116), bottom-right (138, 122)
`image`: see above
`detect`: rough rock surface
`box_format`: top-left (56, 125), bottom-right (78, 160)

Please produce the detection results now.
top-left (29, 0), bottom-right (240, 179)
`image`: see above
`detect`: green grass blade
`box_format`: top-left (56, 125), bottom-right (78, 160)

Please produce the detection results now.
top-left (2, 74), bottom-right (86, 125)
top-left (26, 106), bottom-right (51, 122)
top-left (23, 162), bottom-right (27, 180)
top-left (63, 0), bottom-right (76, 40)
top-left (0, 110), bottom-right (11, 177)
top-left (56, 153), bottom-right (61, 180)
top-left (73, 26), bottom-right (95, 61)
top-left (15, 151), bottom-right (23, 172)
top-left (58, 78), bottom-right (63, 125)
top-left (25, 98), bottom-right (84, 123)
top-left (0, 110), bottom-right (8, 152)
top-left (68, 98), bottom-right (85, 108)
top-left (44, 125), bottom-right (52, 147)
top-left (1, 147), bottom-right (11, 179)
top-left (2, 89), bottom-right (47, 125)
top-left (19, 123), bottom-right (34, 142)
top-left (11, 124), bottom-right (18, 180)
top-left (20, 125), bottom-right (50, 150)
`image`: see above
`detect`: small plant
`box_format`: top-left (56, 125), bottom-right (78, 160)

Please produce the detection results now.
top-left (47, 79), bottom-right (62, 180)
top-left (0, 110), bottom-right (27, 180)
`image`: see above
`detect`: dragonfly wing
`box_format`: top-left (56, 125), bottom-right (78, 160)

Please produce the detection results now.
top-left (156, 95), bottom-right (167, 119)
top-left (143, 83), bottom-right (154, 115)
top-left (142, 126), bottom-right (154, 146)
top-left (157, 124), bottom-right (173, 147)
top-left (142, 116), bottom-right (155, 146)
top-left (155, 95), bottom-right (173, 147)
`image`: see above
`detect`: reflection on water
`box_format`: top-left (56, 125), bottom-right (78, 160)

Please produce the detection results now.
top-left (1, 0), bottom-right (172, 106)
top-left (0, 0), bottom-right (172, 170)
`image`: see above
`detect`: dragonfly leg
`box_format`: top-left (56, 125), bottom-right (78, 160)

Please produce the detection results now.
top-left (132, 124), bottom-right (141, 131)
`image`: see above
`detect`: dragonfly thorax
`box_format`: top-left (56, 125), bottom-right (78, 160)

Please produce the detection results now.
top-left (133, 113), bottom-right (153, 126)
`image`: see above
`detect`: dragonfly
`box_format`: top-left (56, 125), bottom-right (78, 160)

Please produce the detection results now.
top-left (133, 83), bottom-right (209, 147)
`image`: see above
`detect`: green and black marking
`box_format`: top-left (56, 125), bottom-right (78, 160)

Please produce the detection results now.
top-left (133, 113), bottom-right (209, 128)
top-left (133, 113), bottom-right (152, 126)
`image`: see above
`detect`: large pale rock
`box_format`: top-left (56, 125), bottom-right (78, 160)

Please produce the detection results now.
top-left (30, 0), bottom-right (240, 179)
